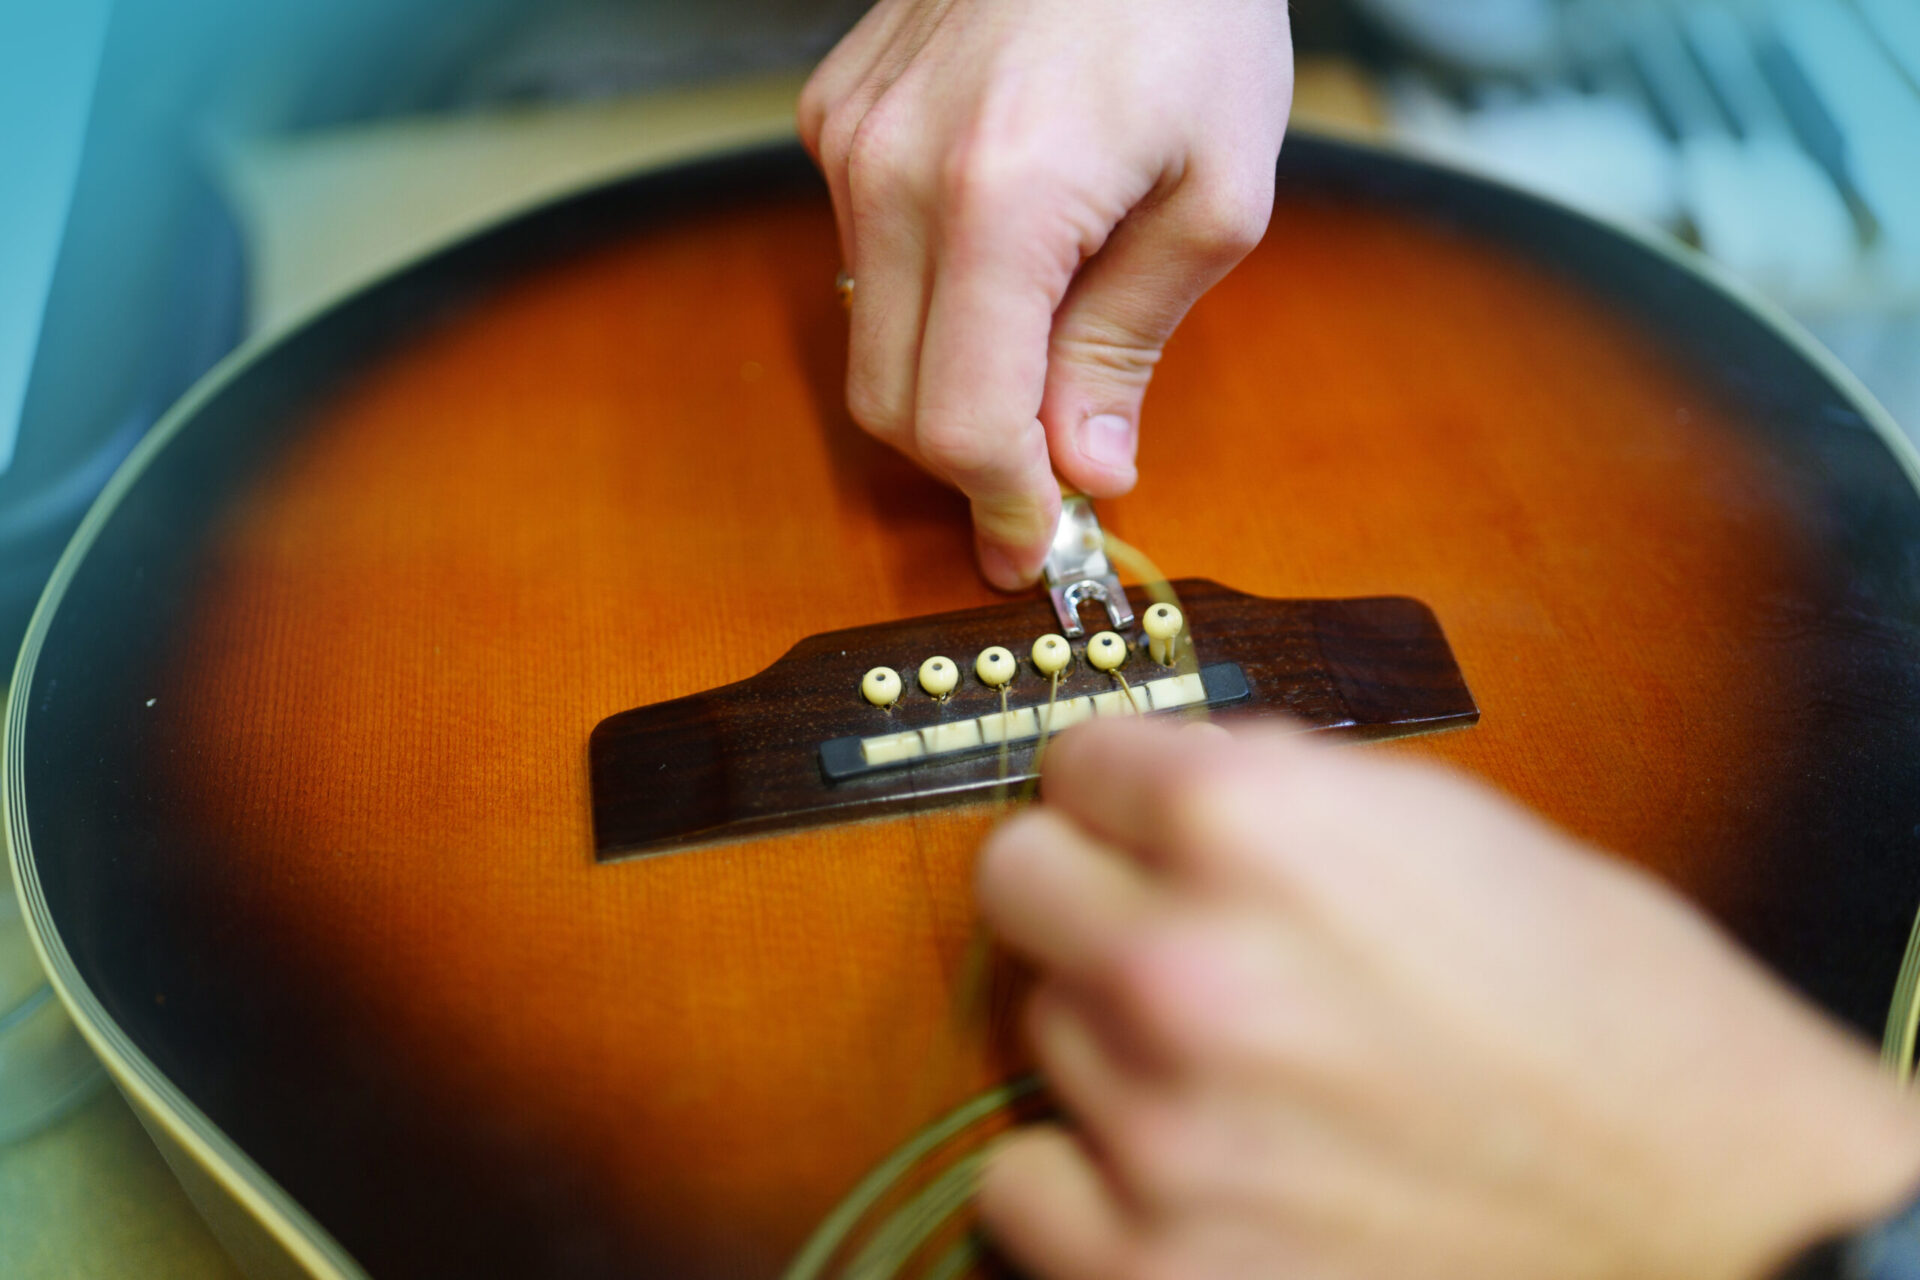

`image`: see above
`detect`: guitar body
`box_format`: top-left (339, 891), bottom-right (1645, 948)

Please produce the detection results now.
top-left (10, 139), bottom-right (1920, 1279)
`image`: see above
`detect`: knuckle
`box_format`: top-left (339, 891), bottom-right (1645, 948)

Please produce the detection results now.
top-left (914, 417), bottom-right (993, 478)
top-left (1179, 177), bottom-right (1274, 263)
top-left (1100, 926), bottom-right (1222, 1062)
top-left (795, 80), bottom-right (831, 155)
top-left (939, 120), bottom-right (1040, 226)
top-left (1101, 1099), bottom-right (1206, 1210)
top-left (1159, 765), bottom-right (1254, 856)
top-left (817, 106), bottom-right (862, 178)
top-left (1100, 934), bottom-right (1173, 1029)
top-left (938, 116), bottom-right (1098, 278)
top-left (977, 811), bottom-right (1055, 921)
top-left (1050, 328), bottom-right (1162, 382)
top-left (846, 378), bottom-right (907, 441)
top-left (844, 97), bottom-right (916, 201)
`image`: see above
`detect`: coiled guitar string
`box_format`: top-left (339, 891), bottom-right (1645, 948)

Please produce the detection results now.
top-left (794, 532), bottom-right (1200, 1280)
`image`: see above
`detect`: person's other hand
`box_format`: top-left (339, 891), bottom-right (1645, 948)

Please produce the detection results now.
top-left (976, 718), bottom-right (1920, 1280)
top-left (797, 1), bottom-right (1292, 588)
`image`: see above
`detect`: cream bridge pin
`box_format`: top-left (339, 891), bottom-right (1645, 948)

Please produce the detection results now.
top-left (589, 498), bottom-right (1478, 859)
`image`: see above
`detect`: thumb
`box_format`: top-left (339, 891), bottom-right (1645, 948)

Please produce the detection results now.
top-left (1040, 175), bottom-right (1273, 497)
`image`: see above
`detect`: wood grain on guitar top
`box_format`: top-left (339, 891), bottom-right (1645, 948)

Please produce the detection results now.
top-left (33, 153), bottom-right (1914, 1279)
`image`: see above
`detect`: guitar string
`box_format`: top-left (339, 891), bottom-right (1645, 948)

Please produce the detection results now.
top-left (960, 529), bottom-right (1195, 1053)
top-left (1026, 669), bottom-right (1064, 781)
top-left (918, 1234), bottom-right (981, 1280)
top-left (995, 684), bottom-right (1010, 794)
top-left (817, 535), bottom-right (1198, 1278)
top-left (842, 1151), bottom-right (987, 1280)
top-left (778, 1078), bottom-right (1044, 1280)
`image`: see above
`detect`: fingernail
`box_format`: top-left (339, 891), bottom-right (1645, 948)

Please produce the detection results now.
top-left (1077, 414), bottom-right (1137, 471)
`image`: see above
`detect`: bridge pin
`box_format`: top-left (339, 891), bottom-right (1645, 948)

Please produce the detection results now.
top-left (975, 646), bottom-right (1016, 687)
top-left (919, 656), bottom-right (959, 698)
top-left (1031, 634), bottom-right (1072, 676)
top-left (1143, 603), bottom-right (1184, 665)
top-left (861, 667), bottom-right (902, 708)
top-left (1087, 631), bottom-right (1129, 671)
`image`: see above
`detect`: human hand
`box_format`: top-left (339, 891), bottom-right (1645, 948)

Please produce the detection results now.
top-left (797, 1), bottom-right (1292, 588)
top-left (975, 718), bottom-right (1920, 1280)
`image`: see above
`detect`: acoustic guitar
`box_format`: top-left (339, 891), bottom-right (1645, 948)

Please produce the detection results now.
top-left (9, 136), bottom-right (1920, 1279)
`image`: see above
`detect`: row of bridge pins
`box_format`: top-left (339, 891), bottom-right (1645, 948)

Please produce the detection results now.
top-left (858, 602), bottom-right (1184, 708)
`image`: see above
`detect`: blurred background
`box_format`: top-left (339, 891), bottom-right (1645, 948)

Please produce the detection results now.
top-left (2, 0), bottom-right (1917, 1273)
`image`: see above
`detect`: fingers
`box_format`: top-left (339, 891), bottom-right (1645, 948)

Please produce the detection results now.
top-left (1027, 985), bottom-right (1146, 1125)
top-left (842, 100), bottom-right (932, 450)
top-left (1041, 169), bottom-right (1276, 497)
top-left (914, 182), bottom-right (1076, 586)
top-left (1029, 980), bottom-right (1330, 1223)
top-left (805, 51), bottom-right (1072, 589)
top-left (982, 800), bottom-right (1325, 1079)
top-left (795, 0), bottom-right (900, 159)
top-left (978, 1126), bottom-right (1133, 1280)
top-left (796, 0), bottom-right (912, 264)
top-left (803, 51), bottom-right (945, 493)
top-left (802, 27), bottom-right (883, 264)
top-left (803, 5), bottom-right (1283, 588)
top-left (976, 807), bottom-right (1155, 981)
top-left (1038, 717), bottom-right (1304, 867)
top-left (977, 797), bottom-right (1258, 1076)
top-left (1038, 718), bottom-right (1552, 911)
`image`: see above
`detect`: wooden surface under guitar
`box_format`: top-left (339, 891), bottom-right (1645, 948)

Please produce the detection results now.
top-left (8, 139), bottom-right (1920, 1279)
